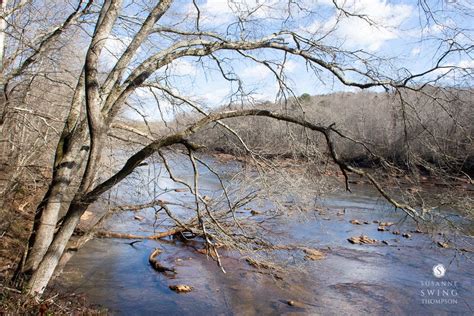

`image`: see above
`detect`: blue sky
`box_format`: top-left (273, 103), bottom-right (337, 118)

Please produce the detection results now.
top-left (101, 0), bottom-right (473, 121)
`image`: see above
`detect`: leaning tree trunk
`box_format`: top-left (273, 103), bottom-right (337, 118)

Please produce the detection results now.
top-left (26, 0), bottom-right (123, 294)
top-left (23, 0), bottom-right (172, 284)
top-left (23, 139), bottom-right (88, 273)
top-left (26, 201), bottom-right (87, 295)
top-left (22, 71), bottom-right (86, 274)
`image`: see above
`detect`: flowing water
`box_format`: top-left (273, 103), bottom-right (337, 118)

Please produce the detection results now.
top-left (57, 155), bottom-right (474, 315)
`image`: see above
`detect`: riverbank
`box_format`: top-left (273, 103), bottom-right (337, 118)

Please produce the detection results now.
top-left (211, 151), bottom-right (474, 194)
top-left (0, 176), bottom-right (106, 315)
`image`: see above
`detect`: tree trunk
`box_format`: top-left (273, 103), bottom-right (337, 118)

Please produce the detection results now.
top-left (26, 201), bottom-right (86, 295)
top-left (22, 71), bottom-right (86, 274)
top-left (23, 130), bottom-right (89, 273)
top-left (23, 165), bottom-right (78, 273)
top-left (22, 0), bottom-right (121, 289)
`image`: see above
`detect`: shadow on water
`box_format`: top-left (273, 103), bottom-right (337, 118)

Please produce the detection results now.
top-left (58, 156), bottom-right (474, 315)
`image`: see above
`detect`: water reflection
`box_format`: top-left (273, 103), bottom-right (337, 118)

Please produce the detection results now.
top-left (59, 156), bottom-right (474, 314)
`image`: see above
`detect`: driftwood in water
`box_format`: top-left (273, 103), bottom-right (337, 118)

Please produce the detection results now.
top-left (148, 248), bottom-right (176, 273)
top-left (97, 228), bottom-right (185, 240)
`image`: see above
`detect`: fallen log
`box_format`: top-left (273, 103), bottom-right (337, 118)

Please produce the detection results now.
top-left (149, 248), bottom-right (176, 273)
top-left (97, 228), bottom-right (186, 240)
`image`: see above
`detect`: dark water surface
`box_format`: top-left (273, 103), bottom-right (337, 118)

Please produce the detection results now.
top-left (58, 157), bottom-right (474, 315)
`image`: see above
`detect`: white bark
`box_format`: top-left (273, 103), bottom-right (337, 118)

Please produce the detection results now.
top-left (23, 71), bottom-right (87, 272)
top-left (79, 0), bottom-right (122, 193)
top-left (27, 204), bottom-right (85, 295)
top-left (23, 143), bottom-right (89, 272)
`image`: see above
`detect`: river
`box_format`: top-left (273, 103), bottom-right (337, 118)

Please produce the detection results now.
top-left (57, 154), bottom-right (474, 315)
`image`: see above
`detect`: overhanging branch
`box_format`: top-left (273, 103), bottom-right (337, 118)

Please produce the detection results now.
top-left (80, 109), bottom-right (423, 222)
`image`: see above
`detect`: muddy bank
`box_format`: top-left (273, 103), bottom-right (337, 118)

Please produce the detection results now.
top-left (210, 151), bottom-right (474, 190)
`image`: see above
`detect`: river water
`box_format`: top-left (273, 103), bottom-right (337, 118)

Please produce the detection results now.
top-left (57, 154), bottom-right (474, 315)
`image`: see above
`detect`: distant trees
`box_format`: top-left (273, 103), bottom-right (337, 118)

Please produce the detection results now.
top-left (298, 93), bottom-right (311, 103)
top-left (197, 88), bottom-right (472, 175)
top-left (0, 0), bottom-right (471, 296)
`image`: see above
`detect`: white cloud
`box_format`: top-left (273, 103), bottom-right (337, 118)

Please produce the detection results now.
top-left (409, 18), bottom-right (455, 38)
top-left (134, 87), bottom-right (154, 100)
top-left (411, 47), bottom-right (421, 56)
top-left (186, 0), bottom-right (292, 26)
top-left (428, 59), bottom-right (474, 83)
top-left (168, 59), bottom-right (197, 76)
top-left (457, 59), bottom-right (474, 69)
top-left (241, 64), bottom-right (271, 80)
top-left (304, 20), bottom-right (323, 34)
top-left (202, 0), bottom-right (232, 15)
top-left (101, 36), bottom-right (131, 66)
top-left (306, 0), bottom-right (413, 51)
top-left (125, 87), bottom-right (176, 121)
top-left (201, 87), bottom-right (230, 105)
top-left (186, 0), bottom-right (233, 25)
top-left (283, 60), bottom-right (298, 73)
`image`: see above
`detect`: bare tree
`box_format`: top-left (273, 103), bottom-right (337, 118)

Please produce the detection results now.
top-left (0, 0), bottom-right (92, 208)
top-left (1, 0), bottom-right (472, 296)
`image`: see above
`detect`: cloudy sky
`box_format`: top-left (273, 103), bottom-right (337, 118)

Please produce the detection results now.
top-left (104, 0), bottom-right (473, 121)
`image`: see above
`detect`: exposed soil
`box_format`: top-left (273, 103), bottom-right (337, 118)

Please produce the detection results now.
top-left (0, 176), bottom-right (106, 315)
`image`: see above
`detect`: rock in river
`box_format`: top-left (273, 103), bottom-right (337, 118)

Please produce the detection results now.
top-left (302, 248), bottom-right (326, 260)
top-left (169, 285), bottom-right (192, 293)
top-left (348, 235), bottom-right (378, 245)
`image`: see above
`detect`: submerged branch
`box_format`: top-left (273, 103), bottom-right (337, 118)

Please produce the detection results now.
top-left (96, 228), bottom-right (187, 240)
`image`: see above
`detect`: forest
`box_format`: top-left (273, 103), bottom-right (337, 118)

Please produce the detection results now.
top-left (0, 0), bottom-right (472, 314)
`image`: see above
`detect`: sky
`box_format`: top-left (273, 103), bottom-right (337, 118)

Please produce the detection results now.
top-left (100, 0), bottom-right (474, 121)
